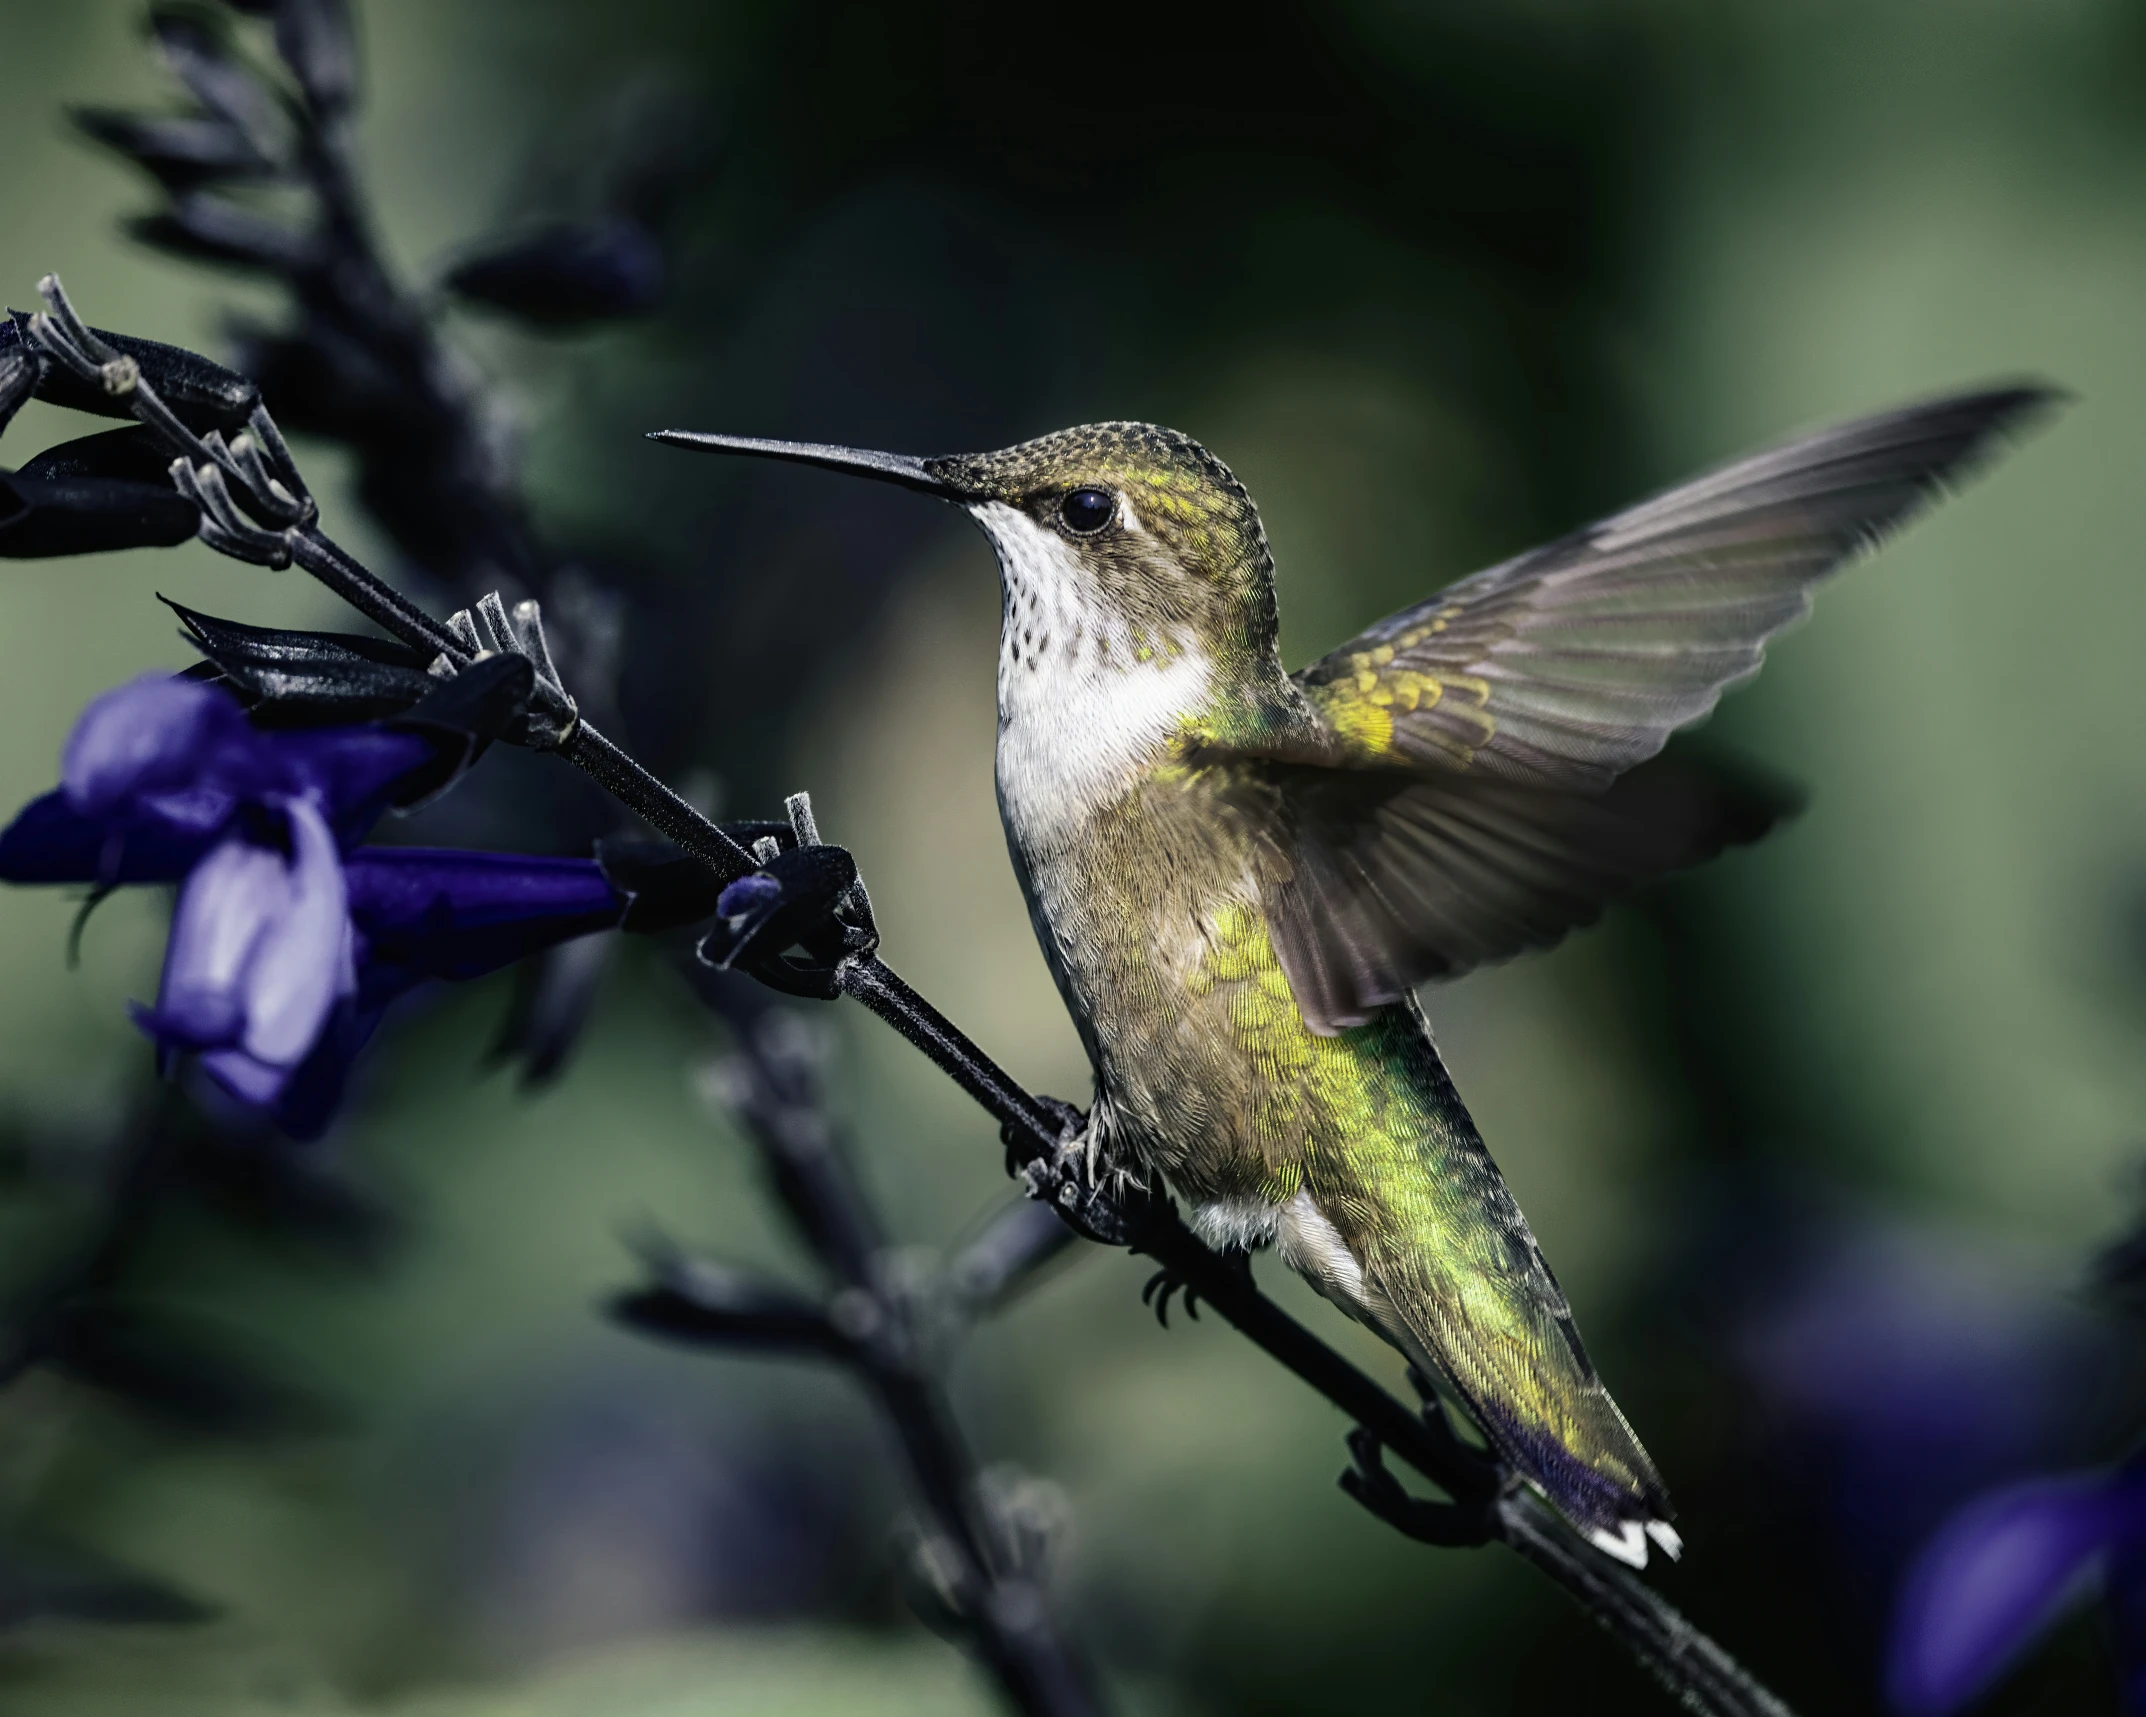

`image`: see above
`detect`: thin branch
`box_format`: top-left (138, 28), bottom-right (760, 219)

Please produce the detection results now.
top-left (627, 981), bottom-right (1104, 1717)
top-left (1499, 1494), bottom-right (1792, 1716)
top-left (947, 1201), bottom-right (1081, 1315)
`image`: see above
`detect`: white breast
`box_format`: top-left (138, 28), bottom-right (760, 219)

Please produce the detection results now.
top-left (973, 502), bottom-right (1213, 849)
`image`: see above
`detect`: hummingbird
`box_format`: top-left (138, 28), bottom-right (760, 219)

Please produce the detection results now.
top-left (654, 385), bottom-right (2051, 1564)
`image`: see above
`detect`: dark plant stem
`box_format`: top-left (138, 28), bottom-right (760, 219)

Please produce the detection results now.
top-left (559, 723), bottom-right (757, 873)
top-left (283, 96), bottom-right (546, 599)
top-left (840, 959), bottom-right (1063, 1142)
top-left (290, 529), bottom-right (468, 659)
top-left (289, 530), bottom-right (755, 874)
top-left (673, 988), bottom-right (1102, 1716)
top-left (1496, 1492), bottom-right (1793, 1716)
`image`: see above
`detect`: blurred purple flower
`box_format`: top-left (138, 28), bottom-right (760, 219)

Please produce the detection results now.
top-left (261, 847), bottom-right (628, 1137)
top-left (1737, 1221), bottom-right (2109, 1588)
top-left (0, 676), bottom-right (630, 1135)
top-left (1888, 1460), bottom-right (2146, 1714)
top-left (64, 672), bottom-right (254, 814)
top-left (5, 673), bottom-right (439, 883)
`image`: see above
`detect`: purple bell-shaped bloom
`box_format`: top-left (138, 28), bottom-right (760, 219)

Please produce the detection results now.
top-left (139, 794), bottom-right (356, 1107)
top-left (63, 672), bottom-right (251, 815)
top-left (2, 674), bottom-right (439, 884)
top-left (1888, 1460), bottom-right (2146, 1713)
top-left (0, 674), bottom-right (645, 1136)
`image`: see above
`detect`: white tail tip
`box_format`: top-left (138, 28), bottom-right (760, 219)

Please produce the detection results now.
top-left (1586, 1520), bottom-right (1651, 1567)
top-left (1585, 1518), bottom-right (1683, 1568)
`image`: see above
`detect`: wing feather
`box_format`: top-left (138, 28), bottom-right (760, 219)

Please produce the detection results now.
top-left (1238, 384), bottom-right (2057, 1029)
top-left (1298, 386), bottom-right (2058, 789)
top-left (1253, 753), bottom-right (1792, 1032)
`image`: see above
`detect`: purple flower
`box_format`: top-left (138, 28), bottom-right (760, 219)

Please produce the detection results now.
top-left (347, 848), bottom-right (625, 984)
top-left (1736, 1220), bottom-right (2110, 1594)
top-left (1888, 1461), bottom-right (2146, 1713)
top-left (141, 793), bottom-right (355, 1106)
top-left (3, 674), bottom-right (440, 884)
top-left (64, 673), bottom-right (252, 815)
top-left (255, 847), bottom-right (633, 1139)
top-left (0, 675), bottom-right (636, 1136)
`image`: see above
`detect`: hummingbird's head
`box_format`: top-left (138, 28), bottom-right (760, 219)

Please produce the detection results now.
top-left (649, 420), bottom-right (1281, 675)
top-left (926, 422), bottom-right (1278, 664)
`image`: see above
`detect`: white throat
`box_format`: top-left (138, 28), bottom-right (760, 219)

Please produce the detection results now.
top-left (972, 502), bottom-right (1213, 846)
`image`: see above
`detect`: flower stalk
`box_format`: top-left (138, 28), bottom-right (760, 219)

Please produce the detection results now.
top-left (620, 982), bottom-right (1101, 1717)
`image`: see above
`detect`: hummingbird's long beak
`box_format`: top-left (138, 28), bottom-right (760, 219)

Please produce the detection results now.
top-left (646, 430), bottom-right (962, 499)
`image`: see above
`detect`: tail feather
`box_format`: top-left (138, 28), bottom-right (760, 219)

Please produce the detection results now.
top-left (1361, 1248), bottom-right (1676, 1565)
top-left (1298, 1068), bottom-right (1676, 1563)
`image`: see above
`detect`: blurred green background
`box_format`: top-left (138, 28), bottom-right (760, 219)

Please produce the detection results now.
top-left (2, 2), bottom-right (2145, 1712)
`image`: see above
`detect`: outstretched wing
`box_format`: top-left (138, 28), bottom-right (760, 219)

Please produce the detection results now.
top-left (1295, 386), bottom-right (2056, 790)
top-left (1241, 750), bottom-right (1792, 1032)
top-left (1248, 386), bottom-right (2056, 1030)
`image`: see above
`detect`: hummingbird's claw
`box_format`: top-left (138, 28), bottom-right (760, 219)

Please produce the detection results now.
top-left (1000, 1092), bottom-right (1084, 1183)
top-left (1004, 1097), bottom-right (1153, 1248)
top-left (1338, 1428), bottom-right (1497, 1548)
top-left (1141, 1266), bottom-right (1200, 1327)
top-left (1019, 1094), bottom-right (1089, 1158)
top-left (1141, 1246), bottom-right (1250, 1327)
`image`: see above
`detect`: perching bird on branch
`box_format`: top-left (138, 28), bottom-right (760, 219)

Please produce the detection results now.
top-left (653, 384), bottom-right (2052, 1565)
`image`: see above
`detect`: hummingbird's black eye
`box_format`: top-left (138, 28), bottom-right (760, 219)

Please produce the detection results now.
top-left (1058, 487), bottom-right (1115, 536)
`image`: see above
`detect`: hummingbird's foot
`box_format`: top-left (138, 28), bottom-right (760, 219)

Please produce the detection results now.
top-left (1140, 1245), bottom-right (1253, 1328)
top-left (1002, 1093), bottom-right (1089, 1179)
top-left (1338, 1428), bottom-right (1499, 1547)
top-left (1004, 1096), bottom-right (1152, 1248)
